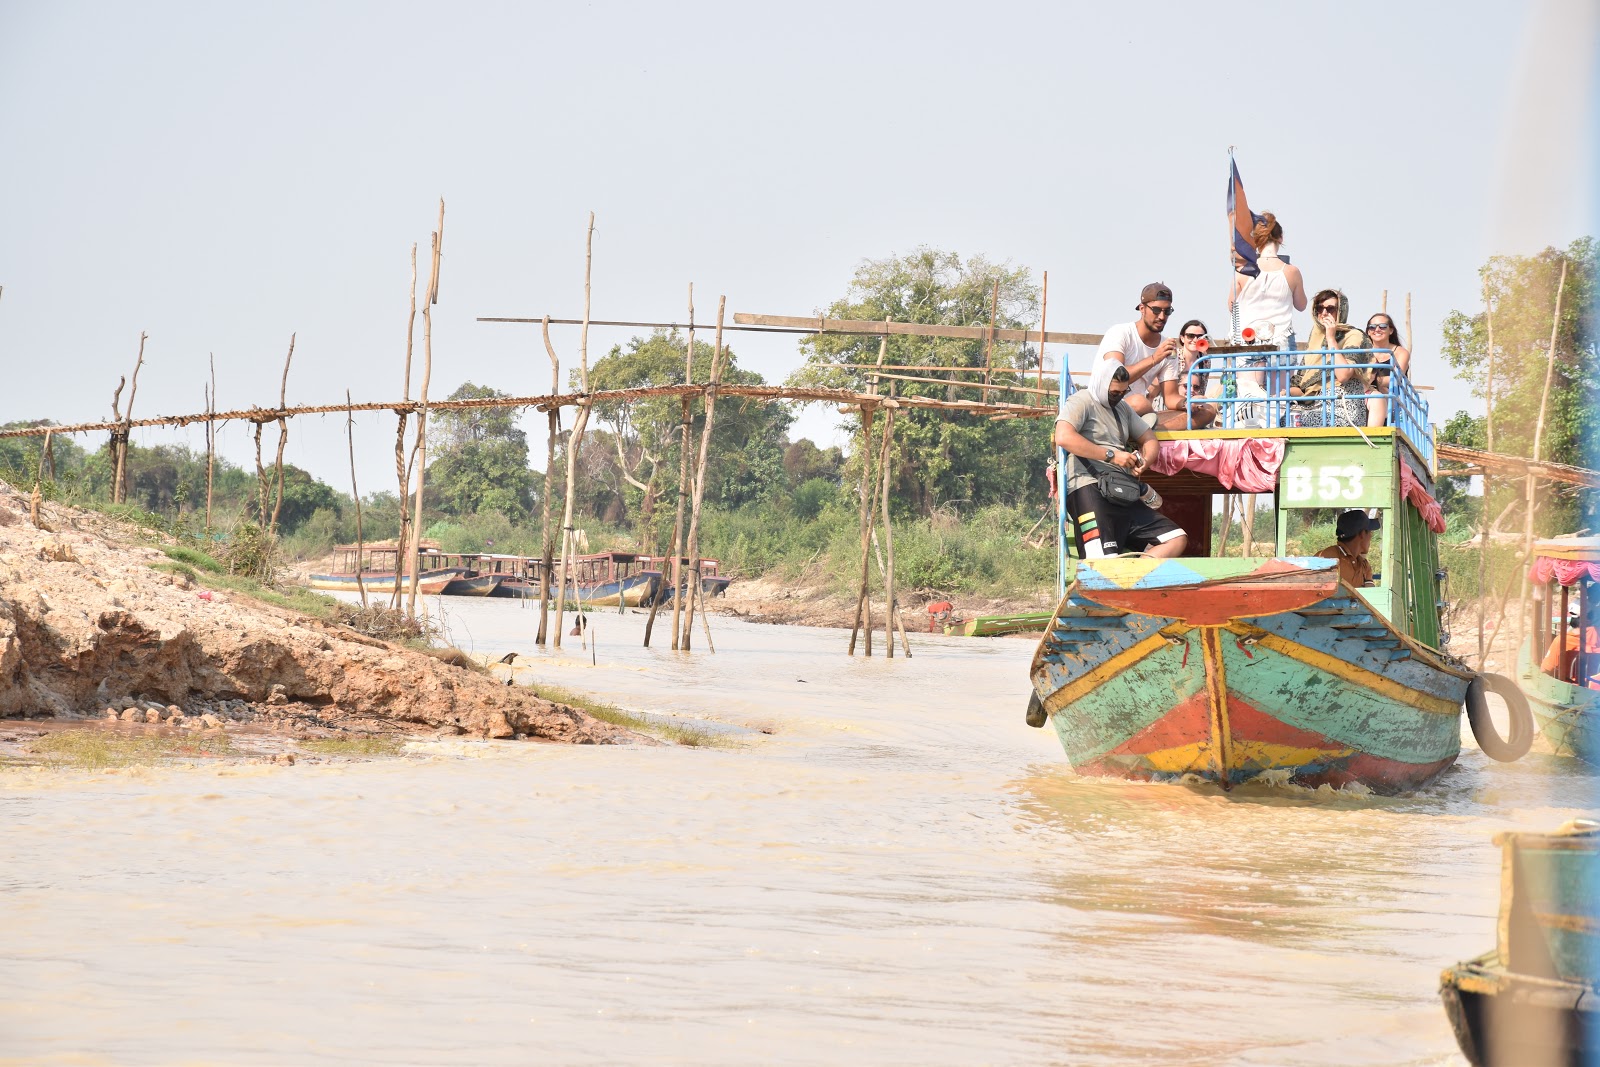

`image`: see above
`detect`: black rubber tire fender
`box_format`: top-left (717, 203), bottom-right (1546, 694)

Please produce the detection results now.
top-left (1026, 691), bottom-right (1048, 729)
top-left (1465, 672), bottom-right (1534, 763)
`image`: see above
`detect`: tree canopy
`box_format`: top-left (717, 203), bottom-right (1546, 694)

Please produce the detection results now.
top-left (786, 248), bottom-right (1049, 515)
top-left (426, 382), bottom-right (538, 522)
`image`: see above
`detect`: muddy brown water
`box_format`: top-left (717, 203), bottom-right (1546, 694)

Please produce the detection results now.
top-left (2, 595), bottom-right (1595, 1066)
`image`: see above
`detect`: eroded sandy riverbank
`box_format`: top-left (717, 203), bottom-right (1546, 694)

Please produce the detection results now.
top-left (0, 482), bottom-right (646, 753)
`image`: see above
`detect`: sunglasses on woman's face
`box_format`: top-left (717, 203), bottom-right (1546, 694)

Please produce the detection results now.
top-left (1317, 304), bottom-right (1339, 314)
top-left (1182, 332), bottom-right (1206, 341)
top-left (1367, 322), bottom-right (1390, 332)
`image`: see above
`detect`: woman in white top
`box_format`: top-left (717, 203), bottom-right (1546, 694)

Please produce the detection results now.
top-left (1228, 213), bottom-right (1307, 421)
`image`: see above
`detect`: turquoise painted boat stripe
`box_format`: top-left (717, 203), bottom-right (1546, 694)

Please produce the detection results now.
top-left (1246, 599), bottom-right (1472, 701)
top-left (1048, 640), bottom-right (1207, 764)
top-left (1035, 606), bottom-right (1172, 699)
top-left (1516, 843), bottom-right (1599, 985)
top-left (1218, 640), bottom-right (1461, 764)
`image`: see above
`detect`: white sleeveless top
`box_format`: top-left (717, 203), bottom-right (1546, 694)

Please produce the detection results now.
top-left (1234, 265), bottom-right (1295, 344)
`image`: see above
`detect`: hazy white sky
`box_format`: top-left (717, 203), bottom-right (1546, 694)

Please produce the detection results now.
top-left (2, 1), bottom-right (1595, 493)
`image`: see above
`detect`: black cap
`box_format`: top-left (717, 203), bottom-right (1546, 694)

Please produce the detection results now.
top-left (1336, 509), bottom-right (1381, 541)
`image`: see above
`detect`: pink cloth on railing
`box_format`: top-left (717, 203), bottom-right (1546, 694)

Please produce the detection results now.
top-left (1398, 462), bottom-right (1447, 533)
top-left (1529, 556), bottom-right (1600, 587)
top-left (1151, 438), bottom-right (1285, 492)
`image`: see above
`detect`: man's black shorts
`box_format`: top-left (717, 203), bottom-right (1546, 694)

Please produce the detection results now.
top-left (1066, 484), bottom-right (1184, 558)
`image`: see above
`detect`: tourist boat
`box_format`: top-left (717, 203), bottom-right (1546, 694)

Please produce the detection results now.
top-left (489, 551), bottom-right (662, 608)
top-left (1027, 348), bottom-right (1528, 792)
top-left (646, 556), bottom-right (733, 603)
top-left (1520, 536), bottom-right (1599, 764)
top-left (307, 541), bottom-right (467, 595)
top-left (1439, 819), bottom-right (1598, 1066)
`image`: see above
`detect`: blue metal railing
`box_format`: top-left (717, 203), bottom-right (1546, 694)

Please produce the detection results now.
top-left (1184, 348), bottom-right (1432, 465)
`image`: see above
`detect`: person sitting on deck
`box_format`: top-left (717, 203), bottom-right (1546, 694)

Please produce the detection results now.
top-left (1540, 600), bottom-right (1600, 686)
top-left (1054, 358), bottom-right (1188, 559)
top-left (1294, 290), bottom-right (1371, 428)
top-left (1175, 319), bottom-right (1219, 428)
top-left (1096, 282), bottom-right (1188, 430)
top-left (1317, 509), bottom-right (1380, 587)
top-left (1362, 312), bottom-right (1411, 428)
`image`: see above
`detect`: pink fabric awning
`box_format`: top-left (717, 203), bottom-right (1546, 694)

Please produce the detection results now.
top-left (1398, 462), bottom-right (1447, 534)
top-left (1529, 556), bottom-right (1600, 587)
top-left (1151, 438), bottom-right (1285, 493)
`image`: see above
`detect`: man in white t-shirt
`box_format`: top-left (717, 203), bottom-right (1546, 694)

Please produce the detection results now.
top-left (1097, 282), bottom-right (1187, 430)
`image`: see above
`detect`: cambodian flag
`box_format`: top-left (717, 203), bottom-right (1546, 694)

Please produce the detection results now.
top-left (1228, 154), bottom-right (1264, 277)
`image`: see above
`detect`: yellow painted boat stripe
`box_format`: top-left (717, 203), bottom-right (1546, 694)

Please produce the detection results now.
top-left (1044, 632), bottom-right (1173, 713)
top-left (1232, 626), bottom-right (1460, 716)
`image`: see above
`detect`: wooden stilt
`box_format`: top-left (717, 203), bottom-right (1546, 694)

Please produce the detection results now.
top-left (982, 279), bottom-right (999, 402)
top-left (681, 297), bottom-right (727, 652)
top-left (1035, 270), bottom-right (1049, 391)
top-left (877, 401), bottom-right (898, 657)
top-left (407, 200), bottom-right (444, 621)
top-left (656, 285), bottom-right (693, 650)
top-left (391, 243), bottom-right (419, 610)
top-left (553, 212), bottom-right (596, 648)
top-left (1477, 278), bottom-right (1496, 667)
top-left (537, 317), bottom-right (560, 646)
top-left (204, 354), bottom-right (215, 540)
top-left (111, 333), bottom-right (146, 505)
top-left (1517, 259), bottom-right (1568, 663)
top-left (268, 333), bottom-right (296, 534)
top-left (346, 390), bottom-right (367, 608)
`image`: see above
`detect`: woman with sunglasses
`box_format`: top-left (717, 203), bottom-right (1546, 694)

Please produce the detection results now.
top-left (1174, 319), bottom-right (1219, 428)
top-left (1228, 212), bottom-right (1307, 421)
top-left (1296, 291), bottom-right (1371, 428)
top-left (1362, 313), bottom-right (1410, 427)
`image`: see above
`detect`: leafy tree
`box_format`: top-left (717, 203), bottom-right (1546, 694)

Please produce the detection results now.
top-left (583, 330), bottom-right (794, 544)
top-left (426, 382), bottom-right (537, 522)
top-left (1439, 236), bottom-right (1596, 532)
top-left (786, 248), bottom-right (1049, 515)
top-left (783, 439), bottom-right (843, 487)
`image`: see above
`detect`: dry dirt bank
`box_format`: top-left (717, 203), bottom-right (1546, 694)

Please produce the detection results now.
top-left (0, 483), bottom-right (641, 747)
top-left (706, 572), bottom-right (1056, 636)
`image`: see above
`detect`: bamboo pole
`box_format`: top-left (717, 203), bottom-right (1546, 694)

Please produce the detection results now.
top-left (553, 212), bottom-right (596, 648)
top-left (680, 296), bottom-right (726, 652)
top-left (1381, 289), bottom-right (1388, 313)
top-left (111, 333), bottom-right (146, 505)
top-left (268, 333), bottom-right (296, 534)
top-left (391, 243), bottom-right (419, 610)
top-left (407, 200), bottom-right (444, 621)
top-left (848, 331), bottom-right (889, 655)
top-left (346, 389), bottom-right (368, 609)
top-left (1477, 277), bottom-right (1496, 664)
top-left (1516, 258), bottom-right (1568, 668)
top-left (659, 285), bottom-right (694, 650)
top-left (29, 429), bottom-right (51, 528)
top-left (877, 400), bottom-right (898, 657)
top-left (1036, 271), bottom-right (1048, 390)
top-left (537, 316), bottom-right (560, 645)
top-left (205, 353), bottom-right (215, 539)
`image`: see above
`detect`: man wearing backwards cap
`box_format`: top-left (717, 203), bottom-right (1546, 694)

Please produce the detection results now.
top-left (1096, 282), bottom-right (1187, 430)
top-left (1317, 509), bottom-right (1380, 587)
top-left (1053, 357), bottom-right (1188, 560)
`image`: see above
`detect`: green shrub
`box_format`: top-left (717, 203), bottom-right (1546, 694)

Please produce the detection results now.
top-left (161, 545), bottom-right (224, 573)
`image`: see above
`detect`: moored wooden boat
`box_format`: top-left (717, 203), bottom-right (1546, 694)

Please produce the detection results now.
top-left (948, 611), bottom-right (1055, 637)
top-left (1439, 819), bottom-right (1598, 1066)
top-left (440, 574), bottom-right (503, 597)
top-left (645, 556), bottom-right (733, 604)
top-left (1519, 536), bottom-right (1599, 764)
top-left (307, 540), bottom-right (467, 595)
top-left (1028, 348), bottom-right (1519, 793)
top-left (487, 551), bottom-right (661, 607)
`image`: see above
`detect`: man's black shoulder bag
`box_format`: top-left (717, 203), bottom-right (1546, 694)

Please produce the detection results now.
top-left (1085, 458), bottom-right (1145, 506)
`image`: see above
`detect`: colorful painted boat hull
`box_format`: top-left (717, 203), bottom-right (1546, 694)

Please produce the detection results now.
top-left (1029, 557), bottom-right (1474, 793)
top-left (1519, 642), bottom-right (1598, 765)
top-left (654, 575), bottom-right (734, 604)
top-left (306, 568), bottom-right (466, 595)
